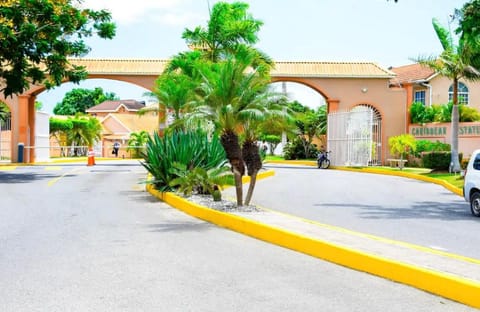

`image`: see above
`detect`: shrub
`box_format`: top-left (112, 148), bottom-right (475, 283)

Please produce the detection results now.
top-left (413, 140), bottom-right (450, 158)
top-left (142, 129), bottom-right (229, 191)
top-left (421, 151), bottom-right (463, 171)
top-left (283, 137), bottom-right (318, 160)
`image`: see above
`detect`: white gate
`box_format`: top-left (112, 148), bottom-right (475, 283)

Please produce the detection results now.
top-left (328, 105), bottom-right (382, 166)
top-left (0, 115), bottom-right (11, 162)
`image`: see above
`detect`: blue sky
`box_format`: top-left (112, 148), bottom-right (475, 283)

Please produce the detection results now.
top-left (37, 0), bottom-right (468, 113)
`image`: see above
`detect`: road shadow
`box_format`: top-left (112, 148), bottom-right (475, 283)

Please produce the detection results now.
top-left (0, 172), bottom-right (58, 184)
top-left (317, 201), bottom-right (474, 221)
top-left (144, 222), bottom-right (213, 233)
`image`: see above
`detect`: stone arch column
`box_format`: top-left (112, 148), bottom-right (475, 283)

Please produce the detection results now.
top-left (16, 94), bottom-right (36, 162)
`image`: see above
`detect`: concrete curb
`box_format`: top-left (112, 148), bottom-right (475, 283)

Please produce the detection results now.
top-left (146, 167), bottom-right (479, 308)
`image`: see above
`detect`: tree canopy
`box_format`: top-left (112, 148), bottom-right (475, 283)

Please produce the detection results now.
top-left (53, 87), bottom-right (118, 115)
top-left (0, 0), bottom-right (116, 97)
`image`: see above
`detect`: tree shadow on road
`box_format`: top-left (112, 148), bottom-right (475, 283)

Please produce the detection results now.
top-left (316, 201), bottom-right (474, 221)
top-left (144, 222), bottom-right (213, 233)
top-left (0, 172), bottom-right (58, 184)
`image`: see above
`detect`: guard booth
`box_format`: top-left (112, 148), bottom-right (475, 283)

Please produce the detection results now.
top-left (0, 115), bottom-right (11, 162)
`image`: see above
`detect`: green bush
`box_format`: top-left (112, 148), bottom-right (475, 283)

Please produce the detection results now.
top-left (413, 140), bottom-right (450, 158)
top-left (283, 137), bottom-right (318, 160)
top-left (421, 151), bottom-right (463, 171)
top-left (142, 129), bottom-right (229, 191)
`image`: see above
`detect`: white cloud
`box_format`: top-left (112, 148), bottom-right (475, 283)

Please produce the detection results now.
top-left (81, 0), bottom-right (191, 25)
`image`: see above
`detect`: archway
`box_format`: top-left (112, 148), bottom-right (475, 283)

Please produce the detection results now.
top-left (268, 81), bottom-right (328, 155)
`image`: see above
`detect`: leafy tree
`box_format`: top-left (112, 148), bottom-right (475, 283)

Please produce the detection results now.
top-left (388, 134), bottom-right (416, 162)
top-left (414, 18), bottom-right (480, 172)
top-left (127, 130), bottom-right (149, 158)
top-left (49, 117), bottom-right (73, 156)
top-left (0, 102), bottom-right (10, 123)
top-left (0, 0), bottom-right (115, 97)
top-left (66, 115), bottom-right (102, 155)
top-left (53, 87), bottom-right (118, 115)
top-left (290, 104), bottom-right (327, 159)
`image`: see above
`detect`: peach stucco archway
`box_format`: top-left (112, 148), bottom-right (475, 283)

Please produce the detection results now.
top-left (2, 59), bottom-right (402, 162)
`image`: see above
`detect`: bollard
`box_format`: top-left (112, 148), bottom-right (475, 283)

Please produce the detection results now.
top-left (17, 143), bottom-right (24, 163)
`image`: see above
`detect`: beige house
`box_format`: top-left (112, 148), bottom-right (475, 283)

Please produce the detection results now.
top-left (86, 99), bottom-right (158, 158)
top-left (389, 63), bottom-right (480, 158)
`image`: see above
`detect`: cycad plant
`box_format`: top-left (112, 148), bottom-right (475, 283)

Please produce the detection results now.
top-left (168, 162), bottom-right (234, 197)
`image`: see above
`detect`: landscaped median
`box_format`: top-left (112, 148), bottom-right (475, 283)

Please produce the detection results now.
top-left (146, 163), bottom-right (479, 309)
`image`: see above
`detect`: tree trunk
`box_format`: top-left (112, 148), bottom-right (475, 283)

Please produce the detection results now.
top-left (451, 78), bottom-right (461, 173)
top-left (244, 169), bottom-right (258, 206)
top-left (221, 130), bottom-right (245, 206)
top-left (242, 140), bottom-right (263, 205)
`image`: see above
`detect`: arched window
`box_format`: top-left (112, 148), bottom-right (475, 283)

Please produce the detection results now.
top-left (448, 82), bottom-right (469, 105)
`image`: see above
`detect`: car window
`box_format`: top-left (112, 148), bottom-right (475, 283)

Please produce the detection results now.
top-left (473, 154), bottom-right (480, 170)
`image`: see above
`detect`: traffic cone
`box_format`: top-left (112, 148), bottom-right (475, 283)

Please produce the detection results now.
top-left (87, 148), bottom-right (96, 166)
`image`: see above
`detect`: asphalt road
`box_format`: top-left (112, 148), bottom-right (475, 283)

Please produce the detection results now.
top-left (232, 164), bottom-right (480, 259)
top-left (0, 161), bottom-right (475, 311)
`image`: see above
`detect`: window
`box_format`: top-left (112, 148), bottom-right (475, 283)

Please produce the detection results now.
top-left (473, 154), bottom-right (480, 170)
top-left (448, 82), bottom-right (469, 105)
top-left (414, 90), bottom-right (426, 105)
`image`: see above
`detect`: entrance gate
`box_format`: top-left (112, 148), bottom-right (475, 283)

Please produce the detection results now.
top-left (327, 105), bottom-right (382, 166)
top-left (0, 115), bottom-right (11, 162)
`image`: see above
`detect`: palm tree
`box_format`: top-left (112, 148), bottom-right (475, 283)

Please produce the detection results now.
top-left (140, 71), bottom-right (196, 132)
top-left (127, 130), bottom-right (149, 158)
top-left (415, 18), bottom-right (480, 172)
top-left (187, 51), bottom-right (275, 206)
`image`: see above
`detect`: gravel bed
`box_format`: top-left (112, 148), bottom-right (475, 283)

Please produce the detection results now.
top-left (181, 193), bottom-right (261, 213)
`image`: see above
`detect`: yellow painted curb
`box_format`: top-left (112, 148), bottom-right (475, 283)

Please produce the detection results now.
top-left (146, 166), bottom-right (479, 308)
top-left (147, 185), bottom-right (480, 308)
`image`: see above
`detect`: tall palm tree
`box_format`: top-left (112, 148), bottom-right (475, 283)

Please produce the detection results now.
top-left (187, 51), bottom-right (274, 206)
top-left (415, 18), bottom-right (480, 172)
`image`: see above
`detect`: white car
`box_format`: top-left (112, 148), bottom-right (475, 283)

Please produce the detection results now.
top-left (463, 149), bottom-right (480, 217)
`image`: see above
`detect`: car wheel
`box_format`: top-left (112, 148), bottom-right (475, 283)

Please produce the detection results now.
top-left (470, 191), bottom-right (480, 217)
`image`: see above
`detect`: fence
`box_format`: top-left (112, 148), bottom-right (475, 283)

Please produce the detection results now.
top-left (328, 105), bottom-right (382, 166)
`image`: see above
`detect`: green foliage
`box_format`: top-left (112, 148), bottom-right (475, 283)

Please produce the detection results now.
top-left (283, 137), bottom-right (318, 160)
top-left (0, 102), bottom-right (10, 122)
top-left (49, 118), bottom-right (73, 133)
top-left (410, 101), bottom-right (480, 123)
top-left (141, 129), bottom-right (229, 191)
top-left (169, 163), bottom-right (234, 196)
top-left (421, 152), bottom-right (463, 170)
top-left (53, 87), bottom-right (118, 115)
top-left (127, 130), bottom-right (149, 158)
top-left (388, 134), bottom-right (416, 159)
top-left (261, 135), bottom-right (281, 152)
top-left (459, 104), bottom-right (480, 121)
top-left (0, 0), bottom-right (116, 97)
top-left (182, 1), bottom-right (264, 62)
top-left (413, 140), bottom-right (450, 158)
